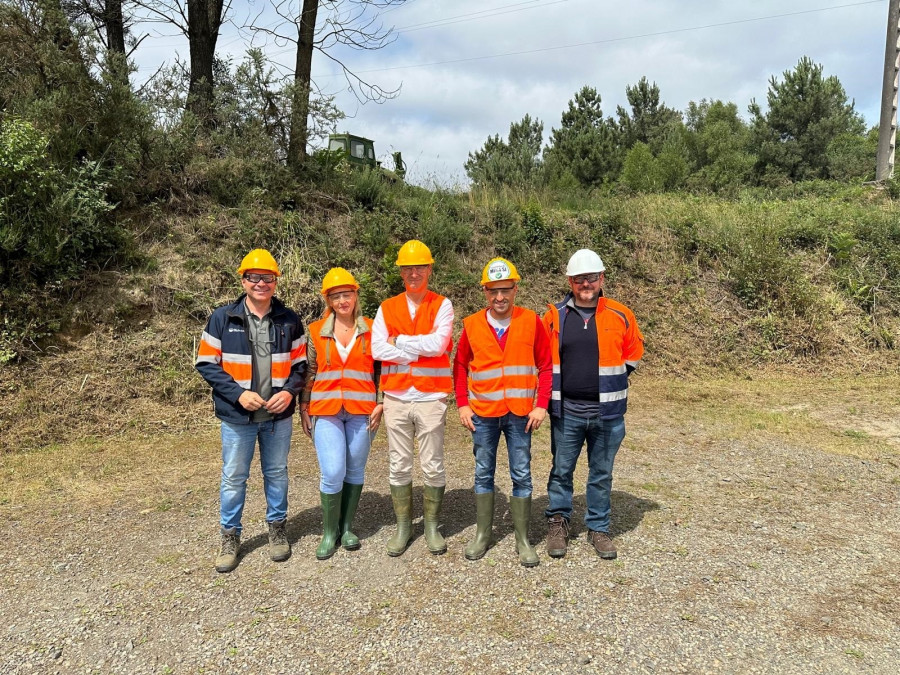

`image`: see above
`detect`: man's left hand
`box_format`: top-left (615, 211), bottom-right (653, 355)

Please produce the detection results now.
top-left (265, 391), bottom-right (294, 414)
top-left (525, 407), bottom-right (546, 433)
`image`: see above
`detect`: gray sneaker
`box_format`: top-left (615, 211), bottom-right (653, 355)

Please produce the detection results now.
top-left (215, 527), bottom-right (241, 573)
top-left (268, 519), bottom-right (291, 562)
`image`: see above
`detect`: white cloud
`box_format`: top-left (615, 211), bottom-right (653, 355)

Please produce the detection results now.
top-left (132, 0), bottom-right (890, 185)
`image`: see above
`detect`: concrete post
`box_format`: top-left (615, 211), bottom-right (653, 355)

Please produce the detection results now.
top-left (875, 0), bottom-right (900, 181)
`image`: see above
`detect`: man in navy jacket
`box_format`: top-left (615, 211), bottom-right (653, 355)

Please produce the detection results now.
top-left (196, 249), bottom-right (307, 572)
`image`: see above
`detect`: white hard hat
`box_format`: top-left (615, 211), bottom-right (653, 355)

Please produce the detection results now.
top-left (566, 249), bottom-right (605, 276)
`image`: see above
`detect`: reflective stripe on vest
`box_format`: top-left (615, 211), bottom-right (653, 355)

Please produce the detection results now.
top-left (379, 291), bottom-right (453, 394)
top-left (308, 317), bottom-right (377, 416)
top-left (463, 307), bottom-right (537, 418)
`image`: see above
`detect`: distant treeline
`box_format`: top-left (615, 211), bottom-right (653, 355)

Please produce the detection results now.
top-left (465, 58), bottom-right (878, 194)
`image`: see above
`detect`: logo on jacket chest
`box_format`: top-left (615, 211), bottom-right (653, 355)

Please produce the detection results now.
top-left (228, 326), bottom-right (246, 333)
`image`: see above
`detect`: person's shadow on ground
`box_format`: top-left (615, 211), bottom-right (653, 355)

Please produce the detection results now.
top-left (530, 490), bottom-right (660, 543)
top-left (239, 488), bottom-right (658, 559)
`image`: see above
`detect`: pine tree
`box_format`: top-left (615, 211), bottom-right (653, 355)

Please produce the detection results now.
top-left (544, 86), bottom-right (621, 188)
top-left (749, 57), bottom-right (865, 182)
top-left (464, 114), bottom-right (544, 187)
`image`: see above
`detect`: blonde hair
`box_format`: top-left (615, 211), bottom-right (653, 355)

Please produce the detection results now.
top-left (322, 288), bottom-right (361, 321)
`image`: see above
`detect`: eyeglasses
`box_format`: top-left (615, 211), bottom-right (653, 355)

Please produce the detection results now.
top-left (400, 265), bottom-right (430, 274)
top-left (572, 273), bottom-right (600, 285)
top-left (484, 286), bottom-right (516, 297)
top-left (328, 291), bottom-right (357, 302)
top-left (243, 273), bottom-right (277, 284)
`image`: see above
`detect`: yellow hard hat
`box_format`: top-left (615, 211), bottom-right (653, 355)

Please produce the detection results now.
top-left (395, 240), bottom-right (434, 266)
top-left (237, 249), bottom-right (281, 276)
top-left (321, 267), bottom-right (360, 295)
top-left (481, 257), bottom-right (520, 286)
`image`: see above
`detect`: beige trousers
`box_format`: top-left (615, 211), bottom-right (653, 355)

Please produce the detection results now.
top-left (383, 396), bottom-right (448, 487)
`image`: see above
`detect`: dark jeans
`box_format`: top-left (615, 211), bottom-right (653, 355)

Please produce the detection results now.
top-left (471, 412), bottom-right (533, 497)
top-left (545, 414), bottom-right (625, 532)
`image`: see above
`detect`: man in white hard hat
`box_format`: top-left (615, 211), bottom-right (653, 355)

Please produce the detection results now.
top-left (453, 257), bottom-right (552, 567)
top-left (542, 249), bottom-right (644, 560)
top-left (196, 249), bottom-right (308, 573)
top-left (372, 240), bottom-right (454, 556)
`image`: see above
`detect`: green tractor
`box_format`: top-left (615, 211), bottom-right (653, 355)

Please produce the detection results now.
top-left (326, 132), bottom-right (407, 181)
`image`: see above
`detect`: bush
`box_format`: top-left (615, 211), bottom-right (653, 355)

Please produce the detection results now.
top-left (620, 143), bottom-right (662, 192)
top-left (347, 168), bottom-right (390, 210)
top-left (0, 118), bottom-right (119, 284)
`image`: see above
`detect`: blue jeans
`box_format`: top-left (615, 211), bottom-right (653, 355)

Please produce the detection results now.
top-left (312, 408), bottom-right (372, 493)
top-left (471, 412), bottom-right (533, 498)
top-left (220, 418), bottom-right (293, 533)
top-left (545, 414), bottom-right (625, 532)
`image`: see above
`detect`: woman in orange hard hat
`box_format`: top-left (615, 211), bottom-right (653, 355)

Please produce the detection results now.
top-left (299, 268), bottom-right (383, 560)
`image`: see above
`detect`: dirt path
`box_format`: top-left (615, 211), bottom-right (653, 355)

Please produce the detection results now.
top-left (1, 376), bottom-right (898, 674)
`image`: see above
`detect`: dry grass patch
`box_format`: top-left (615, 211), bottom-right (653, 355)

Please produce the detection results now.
top-left (786, 564), bottom-right (900, 641)
top-left (633, 376), bottom-right (900, 460)
top-left (0, 427), bottom-right (220, 511)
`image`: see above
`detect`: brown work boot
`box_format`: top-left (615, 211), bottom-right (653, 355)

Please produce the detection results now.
top-left (268, 519), bottom-right (291, 562)
top-left (546, 515), bottom-right (569, 558)
top-left (215, 527), bottom-right (241, 573)
top-left (588, 530), bottom-right (617, 560)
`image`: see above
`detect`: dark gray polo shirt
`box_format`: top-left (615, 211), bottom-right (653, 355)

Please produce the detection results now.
top-left (246, 303), bottom-right (274, 423)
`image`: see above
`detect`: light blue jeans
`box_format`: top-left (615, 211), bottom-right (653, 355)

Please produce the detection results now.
top-left (312, 408), bottom-right (372, 494)
top-left (545, 414), bottom-right (626, 533)
top-left (471, 412), bottom-right (533, 497)
top-left (220, 417), bottom-right (293, 533)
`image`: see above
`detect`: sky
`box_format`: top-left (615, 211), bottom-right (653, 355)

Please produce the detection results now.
top-left (133, 0), bottom-right (893, 187)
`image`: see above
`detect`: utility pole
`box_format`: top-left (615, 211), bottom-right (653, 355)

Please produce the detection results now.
top-left (876, 0), bottom-right (900, 181)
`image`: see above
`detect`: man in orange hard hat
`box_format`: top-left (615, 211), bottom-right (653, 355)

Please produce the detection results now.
top-left (453, 257), bottom-right (552, 567)
top-left (196, 249), bottom-right (308, 573)
top-left (372, 240), bottom-right (454, 556)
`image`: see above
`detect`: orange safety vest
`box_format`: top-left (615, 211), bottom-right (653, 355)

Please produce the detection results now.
top-left (379, 291), bottom-right (453, 394)
top-left (462, 306), bottom-right (538, 418)
top-left (308, 317), bottom-right (377, 416)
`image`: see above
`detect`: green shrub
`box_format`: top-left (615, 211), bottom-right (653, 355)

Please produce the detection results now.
top-left (0, 118), bottom-right (119, 284)
top-left (489, 203), bottom-right (526, 260)
top-left (347, 168), bottom-right (390, 210)
top-left (620, 143), bottom-right (662, 193)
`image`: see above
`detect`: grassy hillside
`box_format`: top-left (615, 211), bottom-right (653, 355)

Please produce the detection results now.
top-left (1, 177), bottom-right (898, 452)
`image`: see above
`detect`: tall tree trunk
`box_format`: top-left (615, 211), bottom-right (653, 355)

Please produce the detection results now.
top-left (103, 0), bottom-right (126, 53)
top-left (186, 0), bottom-right (223, 124)
top-left (103, 0), bottom-right (128, 84)
top-left (288, 0), bottom-right (318, 169)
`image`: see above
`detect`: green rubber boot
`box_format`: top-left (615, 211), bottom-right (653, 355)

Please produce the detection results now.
top-left (422, 485), bottom-right (447, 555)
top-left (464, 492), bottom-right (494, 560)
top-left (339, 482), bottom-right (364, 550)
top-left (386, 483), bottom-right (413, 557)
top-left (509, 496), bottom-right (539, 568)
top-left (315, 491), bottom-right (342, 560)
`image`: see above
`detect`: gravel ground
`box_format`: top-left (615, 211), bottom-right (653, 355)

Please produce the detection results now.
top-left (1, 377), bottom-right (898, 674)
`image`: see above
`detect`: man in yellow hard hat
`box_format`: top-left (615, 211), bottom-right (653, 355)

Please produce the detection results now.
top-left (196, 249), bottom-right (308, 573)
top-left (372, 240), bottom-right (454, 556)
top-left (453, 257), bottom-right (552, 567)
